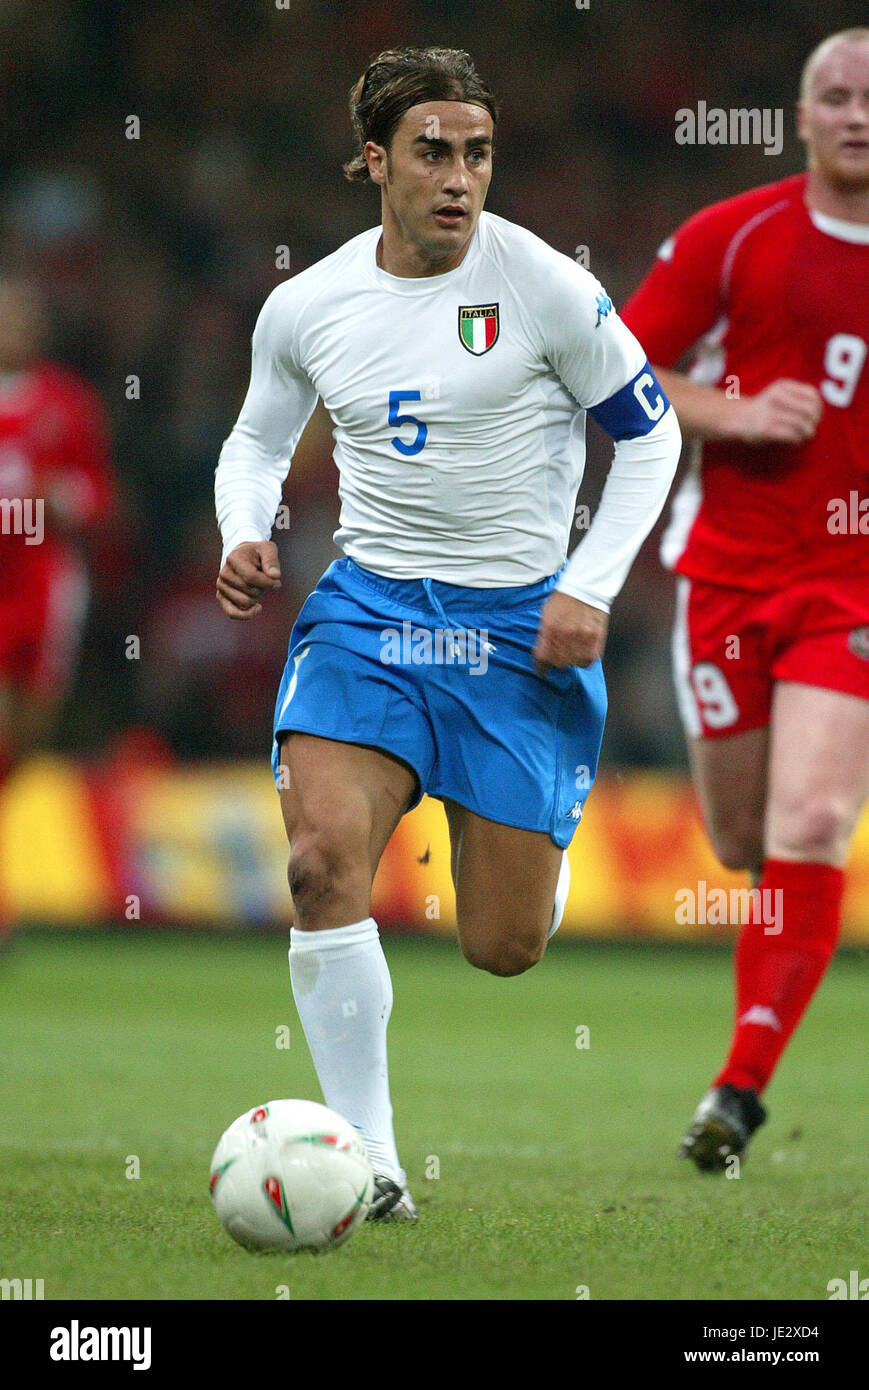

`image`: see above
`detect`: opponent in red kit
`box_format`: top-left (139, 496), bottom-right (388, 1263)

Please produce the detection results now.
top-left (0, 278), bottom-right (115, 939)
top-left (622, 28), bottom-right (869, 1169)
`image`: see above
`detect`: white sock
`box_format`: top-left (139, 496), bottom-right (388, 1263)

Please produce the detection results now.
top-left (549, 851), bottom-right (570, 939)
top-left (288, 918), bottom-right (403, 1183)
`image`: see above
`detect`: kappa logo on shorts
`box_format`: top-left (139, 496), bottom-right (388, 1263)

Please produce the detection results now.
top-left (458, 303), bottom-right (499, 355)
top-left (848, 625), bottom-right (869, 661)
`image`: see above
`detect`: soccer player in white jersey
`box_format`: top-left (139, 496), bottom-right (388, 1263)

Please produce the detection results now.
top-left (215, 48), bottom-right (681, 1220)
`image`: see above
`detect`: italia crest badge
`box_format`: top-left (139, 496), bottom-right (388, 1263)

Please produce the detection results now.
top-left (458, 303), bottom-right (499, 355)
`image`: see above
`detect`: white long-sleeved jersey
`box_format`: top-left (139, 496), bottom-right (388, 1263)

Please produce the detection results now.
top-left (216, 211), bottom-right (681, 610)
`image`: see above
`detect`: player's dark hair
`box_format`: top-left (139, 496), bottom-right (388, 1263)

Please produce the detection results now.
top-left (343, 47), bottom-right (498, 182)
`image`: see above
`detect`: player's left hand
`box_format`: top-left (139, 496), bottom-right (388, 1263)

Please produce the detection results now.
top-left (533, 591), bottom-right (609, 672)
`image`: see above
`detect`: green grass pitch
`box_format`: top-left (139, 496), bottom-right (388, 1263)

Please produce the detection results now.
top-left (0, 929), bottom-right (865, 1301)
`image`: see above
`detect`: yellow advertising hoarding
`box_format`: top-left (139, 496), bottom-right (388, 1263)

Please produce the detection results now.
top-left (1, 756), bottom-right (867, 941)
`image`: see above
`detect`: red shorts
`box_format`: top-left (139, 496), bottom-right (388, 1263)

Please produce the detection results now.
top-left (672, 575), bottom-right (869, 739)
top-left (0, 549), bottom-right (89, 697)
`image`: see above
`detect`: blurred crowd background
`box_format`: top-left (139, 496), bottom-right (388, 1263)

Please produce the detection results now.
top-left (1, 0), bottom-right (864, 769)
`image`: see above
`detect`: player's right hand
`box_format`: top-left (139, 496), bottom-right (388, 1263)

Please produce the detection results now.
top-left (216, 540), bottom-right (281, 619)
top-left (729, 378), bottom-right (823, 446)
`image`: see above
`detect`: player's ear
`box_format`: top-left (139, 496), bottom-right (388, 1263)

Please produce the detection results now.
top-left (794, 101), bottom-right (808, 144)
top-left (364, 141), bottom-right (388, 186)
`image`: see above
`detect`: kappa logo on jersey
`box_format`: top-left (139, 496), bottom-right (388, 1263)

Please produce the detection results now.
top-left (594, 292), bottom-right (613, 327)
top-left (848, 625), bottom-right (869, 661)
top-left (458, 303), bottom-right (499, 356)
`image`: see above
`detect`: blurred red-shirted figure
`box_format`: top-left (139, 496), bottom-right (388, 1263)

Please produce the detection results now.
top-left (622, 29), bottom-right (869, 1169)
top-left (0, 278), bottom-right (116, 941)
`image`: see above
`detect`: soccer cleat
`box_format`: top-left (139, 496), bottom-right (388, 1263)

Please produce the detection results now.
top-left (365, 1174), bottom-right (419, 1223)
top-left (678, 1084), bottom-right (767, 1172)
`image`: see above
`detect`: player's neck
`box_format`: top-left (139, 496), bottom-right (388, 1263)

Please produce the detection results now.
top-left (376, 218), bottom-right (476, 278)
top-left (805, 170), bottom-right (869, 225)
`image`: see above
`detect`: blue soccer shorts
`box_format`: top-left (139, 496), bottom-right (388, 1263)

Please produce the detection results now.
top-left (271, 557), bottom-right (607, 848)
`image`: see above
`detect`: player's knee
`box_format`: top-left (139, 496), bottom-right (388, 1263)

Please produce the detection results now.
top-left (771, 795), bottom-right (852, 861)
top-left (459, 926), bottom-right (545, 977)
top-left (287, 826), bottom-right (368, 921)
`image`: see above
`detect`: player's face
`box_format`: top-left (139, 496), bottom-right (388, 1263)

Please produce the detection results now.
top-left (797, 40), bottom-right (869, 189)
top-left (367, 101), bottom-right (494, 273)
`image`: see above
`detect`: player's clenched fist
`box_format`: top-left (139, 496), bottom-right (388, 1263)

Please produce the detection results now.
top-left (533, 590), bottom-right (609, 671)
top-left (729, 378), bottom-right (823, 446)
top-left (216, 540), bottom-right (281, 619)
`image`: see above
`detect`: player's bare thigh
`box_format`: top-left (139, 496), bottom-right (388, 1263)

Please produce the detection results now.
top-left (276, 732), bottom-right (417, 931)
top-left (765, 682), bottom-right (869, 866)
top-left (687, 727), bottom-right (769, 877)
top-left (443, 797), bottom-right (562, 977)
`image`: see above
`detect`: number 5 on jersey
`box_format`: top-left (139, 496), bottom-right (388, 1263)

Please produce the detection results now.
top-left (389, 390), bottom-right (428, 456)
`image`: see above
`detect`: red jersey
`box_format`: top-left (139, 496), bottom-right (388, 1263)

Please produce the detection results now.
top-left (0, 363), bottom-right (114, 597)
top-left (622, 173), bottom-right (869, 591)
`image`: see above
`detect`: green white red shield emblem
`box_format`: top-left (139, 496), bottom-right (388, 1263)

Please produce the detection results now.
top-left (458, 303), bottom-right (499, 355)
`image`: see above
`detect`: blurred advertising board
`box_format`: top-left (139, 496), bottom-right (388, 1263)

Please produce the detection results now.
top-left (2, 756), bottom-right (867, 942)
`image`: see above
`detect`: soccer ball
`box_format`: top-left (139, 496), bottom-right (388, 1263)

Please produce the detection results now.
top-left (209, 1099), bottom-right (375, 1252)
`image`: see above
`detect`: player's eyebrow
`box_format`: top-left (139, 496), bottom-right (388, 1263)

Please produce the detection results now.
top-left (817, 83), bottom-right (868, 99)
top-left (412, 134), bottom-right (493, 153)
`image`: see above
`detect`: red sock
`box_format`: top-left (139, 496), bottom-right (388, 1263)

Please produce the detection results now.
top-left (713, 859), bottom-right (844, 1095)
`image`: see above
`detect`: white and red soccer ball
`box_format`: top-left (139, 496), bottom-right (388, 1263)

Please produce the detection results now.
top-left (209, 1099), bottom-right (374, 1252)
